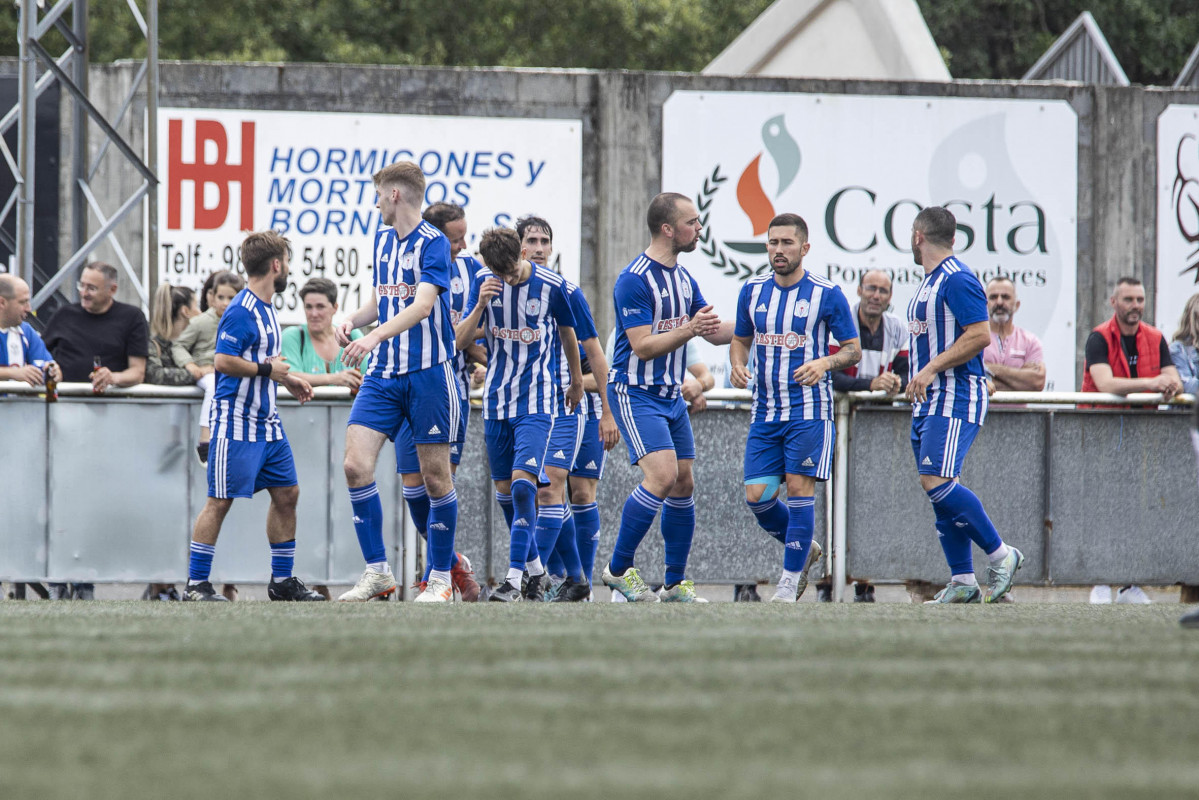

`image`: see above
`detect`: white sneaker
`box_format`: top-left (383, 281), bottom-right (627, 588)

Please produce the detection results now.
top-left (658, 580), bottom-right (708, 603)
top-left (414, 577), bottom-right (453, 603)
top-left (770, 576), bottom-right (799, 603)
top-left (338, 568), bottom-right (397, 601)
top-left (1116, 585), bottom-right (1151, 604)
top-left (1089, 585), bottom-right (1113, 604)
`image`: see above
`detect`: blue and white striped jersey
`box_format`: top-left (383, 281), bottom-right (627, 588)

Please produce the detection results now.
top-left (734, 271), bottom-right (857, 422)
top-left (610, 253), bottom-right (706, 398)
top-left (448, 254), bottom-right (483, 399)
top-left (467, 263), bottom-right (577, 420)
top-left (555, 281), bottom-right (600, 419)
top-left (211, 288), bottom-right (284, 442)
top-left (369, 220), bottom-right (454, 379)
top-left (906, 256), bottom-right (990, 423)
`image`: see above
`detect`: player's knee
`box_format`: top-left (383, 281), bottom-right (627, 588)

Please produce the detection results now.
top-left (671, 472), bottom-right (694, 497)
top-left (272, 485), bottom-right (300, 510)
top-left (343, 453), bottom-right (371, 485)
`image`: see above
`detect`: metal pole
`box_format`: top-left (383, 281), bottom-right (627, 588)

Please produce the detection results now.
top-left (832, 395), bottom-right (851, 602)
top-left (145, 0), bottom-right (159, 305)
top-left (16, 0), bottom-right (37, 288)
top-left (71, 0), bottom-right (87, 258)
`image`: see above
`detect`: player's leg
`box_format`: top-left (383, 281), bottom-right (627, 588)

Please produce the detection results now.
top-left (539, 413), bottom-right (586, 598)
top-left (185, 496), bottom-right (233, 601)
top-left (744, 422), bottom-right (788, 544)
top-left (407, 362), bottom-right (461, 603)
top-left (484, 419), bottom-right (527, 601)
top-left (509, 414), bottom-right (554, 600)
top-left (339, 423), bottom-right (396, 601)
top-left (768, 421), bottom-right (827, 603)
top-left (186, 436), bottom-right (254, 602)
top-left (568, 475), bottom-right (601, 584)
top-left (658, 397), bottom-right (704, 603)
top-left (256, 440), bottom-right (324, 601)
top-left (443, 400), bottom-right (479, 601)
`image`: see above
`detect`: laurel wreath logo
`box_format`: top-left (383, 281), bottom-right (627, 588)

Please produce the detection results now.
top-left (695, 166), bottom-right (770, 282)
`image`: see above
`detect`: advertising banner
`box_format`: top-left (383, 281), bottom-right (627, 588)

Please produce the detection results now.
top-left (155, 108), bottom-right (582, 325)
top-left (1157, 105), bottom-right (1199, 339)
top-left (662, 91), bottom-right (1079, 390)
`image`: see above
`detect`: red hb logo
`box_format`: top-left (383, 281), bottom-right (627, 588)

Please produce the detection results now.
top-left (167, 119), bottom-right (255, 230)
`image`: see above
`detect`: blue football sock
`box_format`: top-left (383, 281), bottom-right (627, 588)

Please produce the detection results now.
top-left (509, 479), bottom-right (537, 571)
top-left (552, 507), bottom-right (585, 582)
top-left (546, 548), bottom-right (567, 579)
top-left (188, 541), bottom-right (215, 583)
top-left (402, 484), bottom-right (430, 538)
top-left (495, 490), bottom-right (515, 530)
top-left (928, 482), bottom-right (974, 575)
top-left (930, 480), bottom-right (1002, 556)
top-left (426, 489), bottom-right (457, 573)
top-left (610, 485), bottom-right (663, 574)
top-left (747, 495), bottom-right (787, 544)
top-left (349, 482), bottom-right (387, 566)
top-left (269, 539), bottom-right (295, 580)
top-left (783, 497), bottom-right (815, 573)
top-left (572, 502), bottom-right (601, 583)
top-left (534, 504), bottom-right (569, 577)
top-left (662, 495), bottom-right (696, 587)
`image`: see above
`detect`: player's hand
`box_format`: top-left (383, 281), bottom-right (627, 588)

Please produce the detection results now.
top-left (688, 392), bottom-right (708, 413)
top-left (599, 410), bottom-right (621, 451)
top-left (12, 364), bottom-right (45, 386)
top-left (869, 372), bottom-right (901, 394)
top-left (470, 364), bottom-right (486, 387)
top-left (90, 366), bottom-right (114, 393)
top-left (565, 381), bottom-right (583, 412)
top-left (730, 363), bottom-right (752, 390)
top-left (478, 277), bottom-right (503, 304)
top-left (681, 376), bottom-right (704, 403)
top-left (906, 367), bottom-right (936, 403)
top-left (792, 359), bottom-right (828, 387)
top-left (686, 305), bottom-right (720, 338)
top-left (1154, 373), bottom-right (1182, 400)
top-left (335, 320), bottom-right (356, 347)
top-left (268, 356), bottom-right (292, 382)
top-left (986, 377), bottom-right (997, 397)
top-left (341, 332), bottom-right (378, 370)
top-left (334, 368), bottom-right (363, 391)
top-left (283, 374), bottom-right (314, 403)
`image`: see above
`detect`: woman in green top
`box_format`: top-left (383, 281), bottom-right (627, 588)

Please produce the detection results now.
top-left (281, 277), bottom-right (365, 390)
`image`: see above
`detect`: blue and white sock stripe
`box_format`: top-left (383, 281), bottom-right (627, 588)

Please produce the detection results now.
top-left (817, 420), bottom-right (834, 480)
top-left (630, 485), bottom-right (664, 512)
top-left (402, 485), bottom-right (428, 500)
top-left (212, 438), bottom-right (230, 499)
top-left (511, 477), bottom-right (537, 493)
top-left (747, 497), bottom-right (778, 512)
top-left (785, 496), bottom-right (816, 509)
top-left (537, 503), bottom-right (569, 519)
top-left (349, 483), bottom-right (380, 502)
top-left (612, 383), bottom-right (647, 461)
top-left (269, 542), bottom-right (296, 556)
top-left (495, 491), bottom-right (512, 504)
top-left (429, 489), bottom-right (457, 508)
top-left (190, 541), bottom-right (216, 556)
top-left (663, 495), bottom-right (695, 510)
top-left (571, 502), bottom-right (598, 514)
top-left (941, 418), bottom-right (962, 478)
top-left (928, 480), bottom-right (957, 504)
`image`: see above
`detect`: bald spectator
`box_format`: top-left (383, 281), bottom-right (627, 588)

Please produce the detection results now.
top-left (44, 262), bottom-right (148, 393)
top-left (982, 277), bottom-right (1046, 391)
top-left (0, 274), bottom-right (61, 386)
top-left (830, 269), bottom-right (908, 396)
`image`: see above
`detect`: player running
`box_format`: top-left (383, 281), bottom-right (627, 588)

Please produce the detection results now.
top-left (729, 213), bottom-right (861, 603)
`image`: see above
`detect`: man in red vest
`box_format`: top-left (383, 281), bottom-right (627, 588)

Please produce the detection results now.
top-left (1082, 277), bottom-right (1181, 398)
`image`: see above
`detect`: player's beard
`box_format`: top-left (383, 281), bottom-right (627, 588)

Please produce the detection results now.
top-left (673, 238), bottom-right (698, 255)
top-left (772, 257), bottom-right (801, 276)
top-left (274, 273), bottom-right (288, 294)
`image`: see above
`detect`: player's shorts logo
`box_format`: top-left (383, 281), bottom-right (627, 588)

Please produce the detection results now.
top-left (378, 283), bottom-right (417, 300)
top-left (908, 320), bottom-right (929, 335)
top-left (525, 298), bottom-right (542, 316)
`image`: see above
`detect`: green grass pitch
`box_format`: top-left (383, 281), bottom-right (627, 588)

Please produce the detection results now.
top-left (1, 602), bottom-right (1197, 799)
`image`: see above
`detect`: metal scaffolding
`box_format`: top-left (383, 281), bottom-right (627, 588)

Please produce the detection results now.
top-left (3, 0), bottom-right (158, 312)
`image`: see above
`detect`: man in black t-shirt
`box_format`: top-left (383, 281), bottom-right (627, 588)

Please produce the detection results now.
top-left (44, 262), bottom-right (148, 391)
top-left (1081, 276), bottom-right (1180, 398)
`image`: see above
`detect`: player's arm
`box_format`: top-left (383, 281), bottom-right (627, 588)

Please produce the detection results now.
top-left (581, 336), bottom-right (620, 448)
top-left (336, 288), bottom-right (379, 345)
top-left (906, 321), bottom-right (990, 402)
top-left (794, 338), bottom-right (861, 386)
top-left (729, 335), bottom-right (753, 389)
top-left (625, 309), bottom-right (721, 362)
top-left (701, 320), bottom-right (736, 346)
top-left (343, 283), bottom-right (441, 369)
top-left (558, 325), bottom-right (584, 412)
top-left (455, 281), bottom-right (497, 351)
top-left (987, 360), bottom-right (1046, 391)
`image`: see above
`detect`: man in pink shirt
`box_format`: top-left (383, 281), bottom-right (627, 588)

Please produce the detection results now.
top-left (982, 277), bottom-right (1046, 391)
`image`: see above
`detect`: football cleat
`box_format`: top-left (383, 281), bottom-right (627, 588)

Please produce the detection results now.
top-left (795, 541), bottom-right (823, 600)
top-left (659, 580), bottom-right (708, 603)
top-left (600, 564), bottom-right (659, 602)
top-left (549, 577), bottom-right (591, 603)
top-left (338, 568), bottom-right (396, 602)
top-left (523, 573), bottom-right (546, 602)
top-left (770, 576), bottom-right (799, 603)
top-left (983, 547), bottom-right (1025, 603)
top-left (182, 581), bottom-right (229, 602)
top-left (268, 576), bottom-right (327, 601)
top-left (414, 577), bottom-right (453, 603)
top-left (451, 553), bottom-right (481, 602)
top-left (925, 581), bottom-right (981, 604)
top-left (488, 581), bottom-right (522, 602)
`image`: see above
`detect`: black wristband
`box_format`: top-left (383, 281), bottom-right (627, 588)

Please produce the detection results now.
top-left (257, 361), bottom-right (272, 378)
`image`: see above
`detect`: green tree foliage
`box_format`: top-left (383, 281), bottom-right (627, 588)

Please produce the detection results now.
top-left (0, 0), bottom-right (774, 72)
top-left (919, 0), bottom-right (1199, 85)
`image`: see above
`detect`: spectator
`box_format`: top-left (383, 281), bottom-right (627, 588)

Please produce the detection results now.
top-left (1168, 292), bottom-right (1199, 396)
top-left (0, 273), bottom-right (61, 386)
top-left (1182, 401), bottom-right (1199, 629)
top-left (280, 277), bottom-right (364, 390)
top-left (819, 270), bottom-right (909, 603)
top-left (173, 270), bottom-right (244, 464)
top-left (1083, 277), bottom-right (1181, 605)
top-left (982, 277), bottom-right (1046, 391)
top-left (42, 262), bottom-right (149, 601)
top-left (44, 262), bottom-right (147, 391)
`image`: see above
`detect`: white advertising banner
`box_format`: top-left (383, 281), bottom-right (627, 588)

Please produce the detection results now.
top-left (154, 108), bottom-right (582, 325)
top-left (1156, 105), bottom-right (1199, 337)
top-left (662, 91), bottom-right (1079, 390)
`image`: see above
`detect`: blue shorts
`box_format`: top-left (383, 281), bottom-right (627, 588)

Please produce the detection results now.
top-left (207, 437), bottom-right (297, 499)
top-left (570, 416), bottom-right (607, 479)
top-left (484, 414), bottom-right (553, 481)
top-left (395, 397), bottom-right (469, 474)
top-left (744, 419), bottom-right (835, 482)
top-left (911, 415), bottom-right (981, 478)
top-left (347, 362), bottom-right (459, 444)
top-left (608, 383), bottom-right (695, 466)
top-left (542, 412), bottom-right (587, 476)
